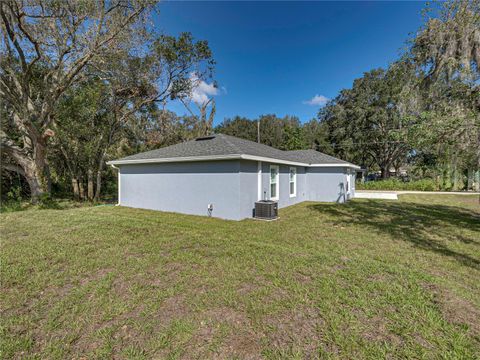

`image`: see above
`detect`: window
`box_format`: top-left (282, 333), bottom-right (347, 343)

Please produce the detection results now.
top-left (289, 167), bottom-right (297, 197)
top-left (270, 165), bottom-right (279, 200)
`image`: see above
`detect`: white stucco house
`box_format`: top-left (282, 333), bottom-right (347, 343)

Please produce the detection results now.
top-left (107, 134), bottom-right (359, 220)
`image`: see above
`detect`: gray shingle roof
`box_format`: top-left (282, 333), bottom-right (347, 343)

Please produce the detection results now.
top-left (284, 149), bottom-right (350, 165)
top-left (110, 133), bottom-right (355, 167)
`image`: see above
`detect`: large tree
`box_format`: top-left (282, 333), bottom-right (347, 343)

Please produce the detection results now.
top-left (50, 31), bottom-right (214, 201)
top-left (320, 63), bottom-right (418, 178)
top-left (0, 1), bottom-right (215, 202)
top-left (50, 79), bottom-right (130, 201)
top-left (409, 0), bottom-right (480, 189)
top-left (0, 0), bottom-right (155, 201)
top-left (411, 0), bottom-right (479, 83)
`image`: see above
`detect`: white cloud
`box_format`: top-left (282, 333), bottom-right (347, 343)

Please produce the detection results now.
top-left (303, 94), bottom-right (330, 106)
top-left (190, 73), bottom-right (219, 106)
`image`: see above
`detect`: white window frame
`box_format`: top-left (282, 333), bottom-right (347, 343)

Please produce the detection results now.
top-left (269, 165), bottom-right (279, 200)
top-left (289, 167), bottom-right (297, 198)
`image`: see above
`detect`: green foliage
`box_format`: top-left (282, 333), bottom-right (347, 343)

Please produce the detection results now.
top-left (215, 116), bottom-right (258, 142)
top-left (0, 185), bottom-right (25, 213)
top-left (313, 0), bottom-right (479, 186)
top-left (0, 198), bottom-right (93, 213)
top-left (6, 186), bottom-right (22, 203)
top-left (283, 125), bottom-right (306, 150)
top-left (319, 63), bottom-right (418, 175)
top-left (411, 0), bottom-right (480, 83)
top-left (302, 119), bottom-right (332, 153)
top-left (215, 114), bottom-right (309, 151)
top-left (37, 194), bottom-right (62, 210)
top-left (1, 0), bottom-right (215, 202)
top-left (0, 201), bottom-right (24, 213)
top-left (357, 178), bottom-right (440, 191)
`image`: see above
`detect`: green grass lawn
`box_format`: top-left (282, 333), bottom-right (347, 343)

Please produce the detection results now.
top-left (1, 195), bottom-right (479, 359)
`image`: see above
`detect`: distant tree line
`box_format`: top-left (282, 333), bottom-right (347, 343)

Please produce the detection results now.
top-left (1, 0), bottom-right (479, 206)
top-left (217, 0), bottom-right (480, 190)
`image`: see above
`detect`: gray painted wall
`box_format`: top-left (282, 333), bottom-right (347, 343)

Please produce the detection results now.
top-left (259, 163), bottom-right (349, 205)
top-left (119, 160), bottom-right (244, 220)
top-left (239, 160), bottom-right (259, 219)
top-left (306, 167), bottom-right (348, 203)
top-left (118, 159), bottom-right (355, 220)
top-left (260, 162), bottom-right (308, 208)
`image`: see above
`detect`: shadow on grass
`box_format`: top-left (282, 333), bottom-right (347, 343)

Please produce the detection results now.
top-left (308, 200), bottom-right (480, 270)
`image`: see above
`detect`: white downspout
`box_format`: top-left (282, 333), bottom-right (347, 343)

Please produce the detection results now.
top-left (257, 161), bottom-right (262, 201)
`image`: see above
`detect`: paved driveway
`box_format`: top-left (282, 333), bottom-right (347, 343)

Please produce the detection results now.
top-left (354, 191), bottom-right (398, 200)
top-left (355, 190), bottom-right (480, 200)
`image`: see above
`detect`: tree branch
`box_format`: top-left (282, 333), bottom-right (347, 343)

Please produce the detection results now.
top-left (0, 3), bottom-right (27, 71)
top-left (0, 135), bottom-right (28, 164)
top-left (1, 162), bottom-right (26, 177)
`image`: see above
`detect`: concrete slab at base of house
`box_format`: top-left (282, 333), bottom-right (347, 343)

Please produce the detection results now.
top-left (355, 191), bottom-right (398, 200)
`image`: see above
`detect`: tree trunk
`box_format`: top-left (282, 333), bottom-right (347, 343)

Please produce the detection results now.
top-left (87, 169), bottom-right (94, 201)
top-left (94, 158), bottom-right (106, 202)
top-left (79, 178), bottom-right (85, 200)
top-left (443, 163), bottom-right (451, 190)
top-left (380, 165), bottom-right (389, 179)
top-left (23, 159), bottom-right (49, 203)
top-left (72, 178), bottom-right (80, 200)
top-left (452, 157), bottom-right (460, 191)
top-left (94, 170), bottom-right (102, 202)
top-left (3, 138), bottom-right (50, 203)
top-left (24, 171), bottom-right (46, 204)
top-left (467, 169), bottom-right (473, 191)
top-left (475, 170), bottom-right (480, 192)
top-left (29, 139), bottom-right (50, 202)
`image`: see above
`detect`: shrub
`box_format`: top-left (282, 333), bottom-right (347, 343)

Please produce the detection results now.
top-left (0, 186), bottom-right (25, 213)
top-left (356, 178), bottom-right (440, 191)
top-left (38, 194), bottom-right (62, 210)
top-left (6, 186), bottom-right (23, 202)
top-left (0, 200), bottom-right (25, 213)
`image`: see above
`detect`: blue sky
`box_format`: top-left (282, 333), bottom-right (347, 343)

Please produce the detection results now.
top-left (154, 1), bottom-right (425, 125)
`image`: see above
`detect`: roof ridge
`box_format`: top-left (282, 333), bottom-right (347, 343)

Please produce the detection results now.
top-left (215, 133), bottom-right (244, 154)
top-left (286, 149), bottom-right (321, 152)
top-left (220, 133), bottom-right (290, 154)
